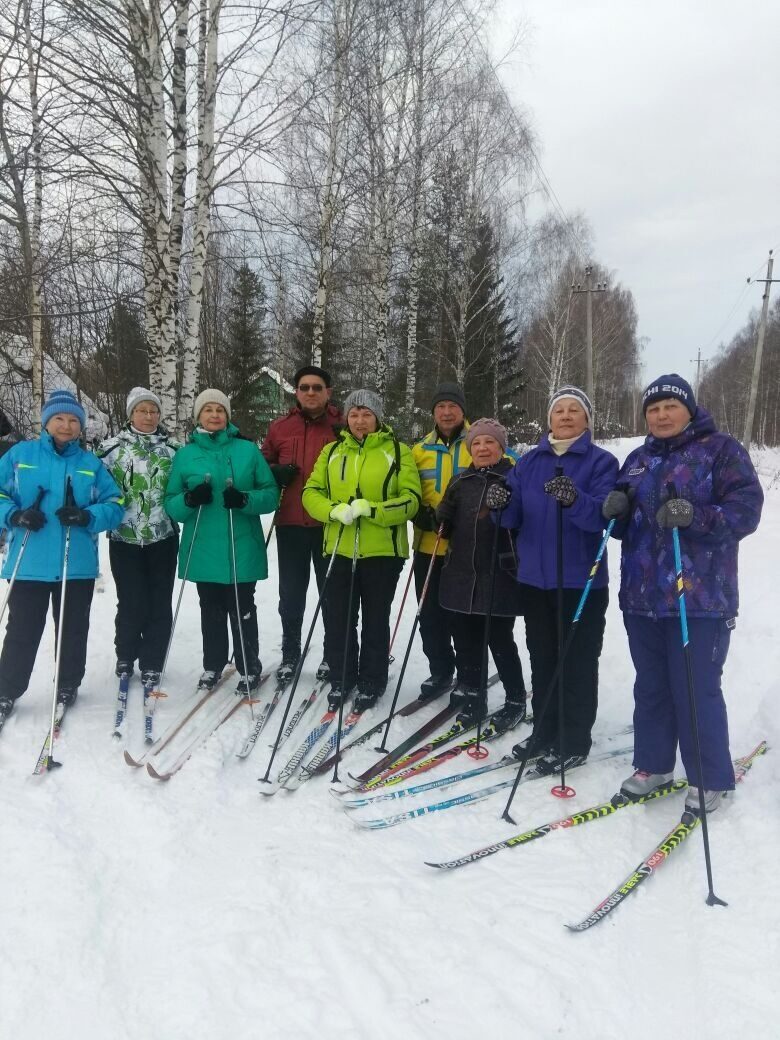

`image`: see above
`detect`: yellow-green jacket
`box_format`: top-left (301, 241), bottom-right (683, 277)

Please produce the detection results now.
top-left (302, 427), bottom-right (421, 559)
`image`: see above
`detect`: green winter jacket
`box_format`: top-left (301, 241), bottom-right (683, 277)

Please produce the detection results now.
top-left (165, 424), bottom-right (279, 583)
top-left (302, 426), bottom-right (421, 560)
top-left (97, 424), bottom-right (181, 544)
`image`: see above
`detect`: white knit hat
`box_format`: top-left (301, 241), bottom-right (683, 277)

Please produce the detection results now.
top-left (194, 388), bottom-right (231, 422)
top-left (126, 386), bottom-right (162, 420)
top-left (547, 386), bottom-right (593, 430)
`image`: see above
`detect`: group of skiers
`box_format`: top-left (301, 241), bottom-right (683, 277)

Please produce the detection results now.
top-left (0, 367), bottom-right (763, 815)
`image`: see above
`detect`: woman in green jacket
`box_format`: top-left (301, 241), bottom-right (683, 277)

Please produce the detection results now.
top-left (165, 389), bottom-right (279, 693)
top-left (302, 389), bottom-right (421, 712)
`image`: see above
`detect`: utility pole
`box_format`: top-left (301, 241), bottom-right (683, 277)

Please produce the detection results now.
top-left (572, 265), bottom-right (607, 406)
top-left (690, 348), bottom-right (703, 396)
top-left (742, 250), bottom-right (780, 448)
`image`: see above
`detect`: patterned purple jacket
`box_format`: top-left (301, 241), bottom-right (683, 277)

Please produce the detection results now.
top-left (613, 408), bottom-right (763, 619)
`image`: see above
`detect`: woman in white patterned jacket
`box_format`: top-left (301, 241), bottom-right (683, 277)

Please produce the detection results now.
top-left (97, 387), bottom-right (180, 686)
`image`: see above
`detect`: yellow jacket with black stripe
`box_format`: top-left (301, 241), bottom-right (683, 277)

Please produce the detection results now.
top-left (411, 425), bottom-right (472, 555)
top-left (302, 426), bottom-right (421, 559)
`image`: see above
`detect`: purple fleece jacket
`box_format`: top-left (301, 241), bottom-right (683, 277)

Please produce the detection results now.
top-left (499, 431), bottom-right (618, 590)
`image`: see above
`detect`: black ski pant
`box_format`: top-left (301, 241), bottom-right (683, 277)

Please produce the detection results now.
top-left (196, 581), bottom-right (260, 677)
top-left (325, 555), bottom-right (403, 694)
top-left (0, 578), bottom-right (95, 702)
top-left (520, 583), bottom-right (608, 757)
top-left (414, 551), bottom-right (455, 678)
top-left (109, 535), bottom-right (178, 672)
top-left (276, 525), bottom-right (329, 659)
top-left (448, 611), bottom-right (525, 698)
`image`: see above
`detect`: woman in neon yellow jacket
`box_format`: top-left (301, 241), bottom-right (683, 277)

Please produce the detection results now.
top-left (302, 389), bottom-right (421, 712)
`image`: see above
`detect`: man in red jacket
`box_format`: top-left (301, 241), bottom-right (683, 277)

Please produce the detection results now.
top-left (261, 366), bottom-right (342, 682)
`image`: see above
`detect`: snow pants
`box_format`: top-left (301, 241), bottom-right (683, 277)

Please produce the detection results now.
top-left (325, 555), bottom-right (403, 695)
top-left (623, 613), bottom-right (735, 791)
top-left (414, 551), bottom-right (456, 678)
top-left (0, 578), bottom-right (95, 701)
top-left (109, 535), bottom-right (178, 672)
top-left (276, 525), bottom-right (329, 660)
top-left (520, 583), bottom-right (608, 757)
top-left (447, 611), bottom-right (525, 698)
top-left (197, 581), bottom-right (260, 677)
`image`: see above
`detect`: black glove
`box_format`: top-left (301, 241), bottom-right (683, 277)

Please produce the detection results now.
top-left (270, 463), bottom-right (299, 488)
top-left (413, 504), bottom-right (438, 531)
top-left (223, 486), bottom-right (248, 510)
top-left (602, 490), bottom-right (630, 521)
top-left (656, 498), bottom-right (694, 529)
top-left (544, 474), bottom-right (578, 508)
top-left (11, 507), bottom-right (46, 532)
top-left (184, 481), bottom-right (213, 508)
top-left (485, 482), bottom-right (511, 510)
top-left (56, 505), bottom-right (90, 527)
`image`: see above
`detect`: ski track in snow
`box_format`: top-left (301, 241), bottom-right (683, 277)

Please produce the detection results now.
top-left (1, 438), bottom-right (779, 1039)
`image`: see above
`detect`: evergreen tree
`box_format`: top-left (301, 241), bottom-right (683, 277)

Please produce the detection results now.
top-left (224, 264), bottom-right (268, 438)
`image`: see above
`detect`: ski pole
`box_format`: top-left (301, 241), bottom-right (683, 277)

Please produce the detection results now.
top-left (388, 550), bottom-right (416, 660)
top-left (469, 499), bottom-right (504, 760)
top-left (43, 477), bottom-right (74, 771)
top-left (331, 520), bottom-right (360, 784)
top-left (667, 484), bottom-right (726, 908)
top-left (226, 475), bottom-right (253, 718)
top-left (551, 465), bottom-right (575, 799)
top-left (0, 485), bottom-right (45, 627)
top-left (153, 474), bottom-right (210, 702)
top-left (260, 524), bottom-right (344, 783)
top-left (502, 517), bottom-right (616, 824)
top-left (265, 488), bottom-right (284, 549)
top-left (374, 528), bottom-right (444, 754)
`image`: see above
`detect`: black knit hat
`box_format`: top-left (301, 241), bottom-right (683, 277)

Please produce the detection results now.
top-left (430, 382), bottom-right (466, 413)
top-left (642, 374), bottom-right (696, 416)
top-left (294, 365), bottom-right (331, 388)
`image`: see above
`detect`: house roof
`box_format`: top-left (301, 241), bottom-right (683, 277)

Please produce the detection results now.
top-left (259, 365), bottom-right (295, 395)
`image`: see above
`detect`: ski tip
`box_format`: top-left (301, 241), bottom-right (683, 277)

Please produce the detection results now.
top-left (123, 750), bottom-right (144, 767)
top-left (423, 861), bottom-right (444, 869)
top-left (146, 762), bottom-right (169, 780)
top-left (564, 922), bottom-right (586, 933)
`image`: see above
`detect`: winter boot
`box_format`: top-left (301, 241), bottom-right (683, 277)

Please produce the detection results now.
top-left (620, 769), bottom-right (675, 800)
top-left (327, 685), bottom-right (348, 713)
top-left (0, 697), bottom-right (14, 726)
top-left (684, 787), bottom-right (726, 816)
top-left (454, 685), bottom-right (487, 725)
top-left (237, 673), bottom-right (262, 696)
top-left (316, 659), bottom-right (330, 682)
top-left (419, 673), bottom-right (455, 702)
top-left (115, 660), bottom-right (134, 677)
top-left (353, 683), bottom-right (384, 713)
top-left (492, 688), bottom-right (527, 729)
top-left (56, 686), bottom-right (79, 707)
top-left (534, 750), bottom-right (588, 776)
top-left (141, 670), bottom-right (161, 688)
top-left (197, 669), bottom-right (222, 691)
top-left (511, 732), bottom-right (552, 762)
top-left (276, 658), bottom-right (298, 684)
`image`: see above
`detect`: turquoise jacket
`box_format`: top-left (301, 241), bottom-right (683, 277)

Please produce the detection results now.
top-left (0, 433), bottom-right (124, 580)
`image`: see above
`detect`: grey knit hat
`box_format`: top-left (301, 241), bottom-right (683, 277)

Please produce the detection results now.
top-left (430, 381), bottom-right (466, 413)
top-left (465, 417), bottom-right (508, 453)
top-left (126, 386), bottom-right (162, 420)
top-left (194, 388), bottom-right (231, 422)
top-left (547, 386), bottom-right (593, 430)
top-left (343, 388), bottom-right (384, 422)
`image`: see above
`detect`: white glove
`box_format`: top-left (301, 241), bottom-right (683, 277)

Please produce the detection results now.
top-left (330, 503), bottom-right (354, 525)
top-left (351, 498), bottom-right (372, 518)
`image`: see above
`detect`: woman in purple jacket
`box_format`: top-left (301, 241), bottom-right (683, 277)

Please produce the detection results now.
top-left (499, 387), bottom-right (618, 775)
top-left (603, 375), bottom-right (762, 815)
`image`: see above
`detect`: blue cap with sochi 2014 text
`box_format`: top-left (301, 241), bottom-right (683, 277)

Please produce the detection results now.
top-left (641, 374), bottom-right (696, 416)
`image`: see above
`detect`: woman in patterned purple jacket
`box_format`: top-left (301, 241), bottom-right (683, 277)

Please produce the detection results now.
top-left (603, 374), bottom-right (763, 815)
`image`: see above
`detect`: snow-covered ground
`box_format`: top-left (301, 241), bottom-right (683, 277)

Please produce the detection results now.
top-left (1, 438), bottom-right (779, 1040)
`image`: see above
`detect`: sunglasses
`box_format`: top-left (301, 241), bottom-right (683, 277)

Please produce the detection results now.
top-left (298, 383), bottom-right (326, 393)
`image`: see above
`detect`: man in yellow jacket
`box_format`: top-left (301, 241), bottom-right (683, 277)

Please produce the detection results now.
top-left (411, 383), bottom-right (471, 700)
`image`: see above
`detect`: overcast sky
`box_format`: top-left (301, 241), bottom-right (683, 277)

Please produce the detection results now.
top-left (495, 0), bottom-right (780, 387)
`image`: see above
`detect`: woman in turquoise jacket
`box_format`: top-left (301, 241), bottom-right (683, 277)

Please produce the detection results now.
top-left (0, 390), bottom-right (124, 721)
top-left (165, 389), bottom-right (278, 694)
